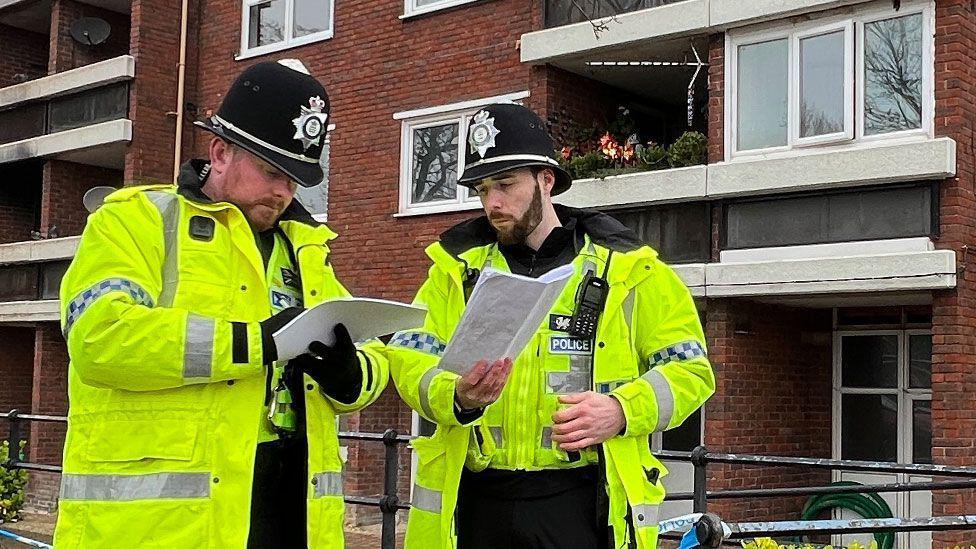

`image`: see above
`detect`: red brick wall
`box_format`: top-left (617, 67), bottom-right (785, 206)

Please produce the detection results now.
top-left (26, 323), bottom-right (68, 512)
top-left (0, 162), bottom-right (43, 243)
top-left (41, 160), bottom-right (122, 237)
top-left (540, 66), bottom-right (621, 151)
top-left (0, 327), bottom-right (36, 440)
top-left (124, 0), bottom-right (182, 184)
top-left (707, 33), bottom-right (724, 164)
top-left (48, 0), bottom-right (130, 74)
top-left (0, 24), bottom-right (48, 88)
top-left (704, 300), bottom-right (833, 522)
top-left (931, 0), bottom-right (976, 544)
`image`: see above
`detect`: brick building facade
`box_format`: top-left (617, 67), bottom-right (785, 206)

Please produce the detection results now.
top-left (0, 0), bottom-right (973, 546)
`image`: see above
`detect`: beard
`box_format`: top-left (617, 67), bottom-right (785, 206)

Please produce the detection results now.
top-left (493, 183), bottom-right (543, 245)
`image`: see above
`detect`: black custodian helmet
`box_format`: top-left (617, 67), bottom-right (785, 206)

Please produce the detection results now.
top-left (195, 59), bottom-right (330, 188)
top-left (457, 103), bottom-right (572, 195)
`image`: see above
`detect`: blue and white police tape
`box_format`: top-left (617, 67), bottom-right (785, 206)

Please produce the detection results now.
top-left (659, 513), bottom-right (732, 549)
top-left (0, 528), bottom-right (53, 548)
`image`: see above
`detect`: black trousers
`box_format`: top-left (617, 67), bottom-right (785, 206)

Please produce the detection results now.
top-left (247, 438), bottom-right (308, 548)
top-left (456, 468), bottom-right (608, 549)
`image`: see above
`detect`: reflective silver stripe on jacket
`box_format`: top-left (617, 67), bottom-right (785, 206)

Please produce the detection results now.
top-left (183, 314), bottom-right (215, 381)
top-left (59, 472), bottom-right (211, 501)
top-left (145, 191), bottom-right (180, 307)
top-left (540, 426), bottom-right (553, 449)
top-left (488, 426), bottom-right (503, 448)
top-left (312, 472), bottom-right (343, 498)
top-left (547, 360), bottom-right (590, 395)
top-left (63, 278), bottom-right (155, 337)
top-left (411, 484), bottom-right (442, 514)
top-left (633, 503), bottom-right (660, 528)
top-left (418, 367), bottom-right (445, 421)
top-left (641, 368), bottom-right (675, 432)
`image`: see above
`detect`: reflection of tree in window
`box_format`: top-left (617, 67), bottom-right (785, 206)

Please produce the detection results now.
top-left (864, 14), bottom-right (922, 135)
top-left (411, 124), bottom-right (458, 203)
top-left (249, 1), bottom-right (285, 47)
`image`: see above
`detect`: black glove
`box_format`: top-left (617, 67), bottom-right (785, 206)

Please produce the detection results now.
top-left (294, 323), bottom-right (363, 404)
top-left (260, 307), bottom-right (305, 364)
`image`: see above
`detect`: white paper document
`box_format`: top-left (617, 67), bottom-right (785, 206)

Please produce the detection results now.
top-left (272, 298), bottom-right (427, 362)
top-left (438, 263), bottom-right (575, 375)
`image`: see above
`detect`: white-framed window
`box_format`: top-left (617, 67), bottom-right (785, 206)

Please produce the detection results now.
top-left (832, 329), bottom-right (932, 465)
top-left (726, 0), bottom-right (933, 159)
top-left (394, 90), bottom-right (529, 216)
top-left (832, 328), bottom-right (932, 548)
top-left (239, 0), bottom-right (334, 60)
top-left (402, 0), bottom-right (480, 18)
top-left (293, 123), bottom-right (334, 222)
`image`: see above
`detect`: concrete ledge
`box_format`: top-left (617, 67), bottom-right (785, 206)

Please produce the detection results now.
top-left (555, 139), bottom-right (954, 209)
top-left (707, 138), bottom-right (956, 198)
top-left (0, 300), bottom-right (59, 323)
top-left (0, 55), bottom-right (135, 108)
top-left (556, 166), bottom-right (707, 209)
top-left (0, 119), bottom-right (131, 165)
top-left (0, 237), bottom-right (81, 265)
top-left (521, 0), bottom-right (708, 64)
top-left (521, 0), bottom-right (873, 64)
top-left (705, 250), bottom-right (957, 297)
top-left (672, 263), bottom-right (706, 297)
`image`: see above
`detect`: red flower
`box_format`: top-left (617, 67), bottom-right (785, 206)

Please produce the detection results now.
top-left (560, 146), bottom-right (573, 160)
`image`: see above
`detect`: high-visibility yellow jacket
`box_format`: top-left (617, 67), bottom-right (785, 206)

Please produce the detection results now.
top-left (53, 180), bottom-right (388, 548)
top-left (386, 208), bottom-right (714, 549)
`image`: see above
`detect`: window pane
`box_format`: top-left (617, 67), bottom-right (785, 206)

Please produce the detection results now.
top-left (662, 408), bottom-right (701, 451)
top-left (248, 0), bottom-right (286, 48)
top-left (841, 335), bottom-right (898, 388)
top-left (864, 13), bottom-right (923, 135)
top-left (737, 39), bottom-right (788, 151)
top-left (419, 417), bottom-right (436, 438)
top-left (841, 394), bottom-right (898, 461)
top-left (293, 0), bottom-right (330, 38)
top-left (294, 141), bottom-right (329, 216)
top-left (912, 400), bottom-right (931, 464)
top-left (908, 334), bottom-right (932, 389)
top-left (40, 261), bottom-right (70, 300)
top-left (800, 30), bottom-right (845, 138)
top-left (48, 83), bottom-right (128, 134)
top-left (411, 123), bottom-right (458, 204)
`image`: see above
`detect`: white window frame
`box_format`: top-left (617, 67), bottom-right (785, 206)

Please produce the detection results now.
top-left (238, 0), bottom-right (335, 60)
top-left (726, 0), bottom-right (934, 161)
top-left (790, 21), bottom-right (855, 148)
top-left (394, 90), bottom-right (529, 217)
top-left (402, 0), bottom-right (480, 19)
top-left (831, 329), bottom-right (932, 465)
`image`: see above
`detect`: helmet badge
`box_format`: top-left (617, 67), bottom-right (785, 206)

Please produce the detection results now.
top-left (468, 110), bottom-right (500, 159)
top-left (292, 96), bottom-right (329, 151)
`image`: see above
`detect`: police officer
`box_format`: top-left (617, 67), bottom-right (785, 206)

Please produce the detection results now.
top-left (386, 103), bottom-right (715, 549)
top-left (54, 60), bottom-right (388, 548)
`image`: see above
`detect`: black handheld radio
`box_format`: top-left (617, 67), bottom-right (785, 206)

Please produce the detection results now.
top-left (569, 271), bottom-right (609, 339)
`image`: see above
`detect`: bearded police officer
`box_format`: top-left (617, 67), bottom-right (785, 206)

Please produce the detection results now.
top-left (386, 103), bottom-right (715, 549)
top-left (54, 60), bottom-right (388, 548)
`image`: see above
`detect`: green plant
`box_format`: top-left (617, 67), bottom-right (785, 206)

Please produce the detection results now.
top-left (741, 540), bottom-right (878, 549)
top-left (0, 440), bottom-right (28, 523)
top-left (636, 141), bottom-right (668, 168)
top-left (667, 130), bottom-right (708, 168)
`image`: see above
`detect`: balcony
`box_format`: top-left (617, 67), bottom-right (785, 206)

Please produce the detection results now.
top-left (0, 56), bottom-right (133, 168)
top-left (523, 0), bottom-right (877, 65)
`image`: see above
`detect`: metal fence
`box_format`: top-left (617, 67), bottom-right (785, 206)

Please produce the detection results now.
top-left (5, 409), bottom-right (976, 548)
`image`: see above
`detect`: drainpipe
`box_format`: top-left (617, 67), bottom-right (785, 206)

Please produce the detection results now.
top-left (172, 0), bottom-right (190, 183)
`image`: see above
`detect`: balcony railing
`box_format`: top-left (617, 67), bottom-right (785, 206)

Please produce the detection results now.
top-left (543, 0), bottom-right (689, 28)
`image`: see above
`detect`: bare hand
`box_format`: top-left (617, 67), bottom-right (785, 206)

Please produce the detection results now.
top-left (455, 358), bottom-right (513, 410)
top-left (551, 391), bottom-right (625, 451)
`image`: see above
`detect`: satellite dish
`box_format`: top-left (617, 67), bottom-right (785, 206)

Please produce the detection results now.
top-left (83, 186), bottom-right (117, 213)
top-left (70, 17), bottom-right (111, 46)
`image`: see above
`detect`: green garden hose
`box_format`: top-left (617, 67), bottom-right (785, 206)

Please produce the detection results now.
top-left (800, 481), bottom-right (895, 549)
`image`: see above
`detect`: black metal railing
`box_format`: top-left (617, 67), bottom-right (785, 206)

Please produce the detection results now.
top-left (5, 410), bottom-right (976, 548)
top-left (543, 0), bottom-right (689, 29)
